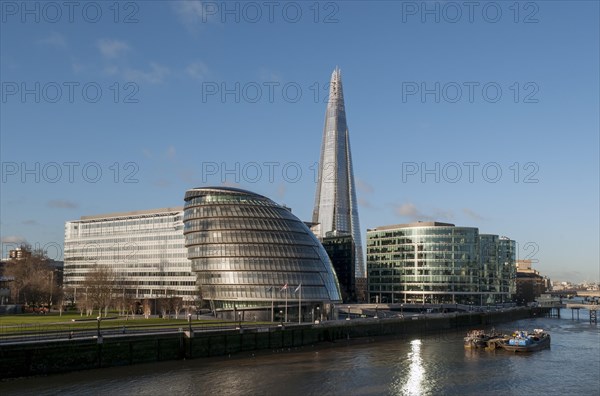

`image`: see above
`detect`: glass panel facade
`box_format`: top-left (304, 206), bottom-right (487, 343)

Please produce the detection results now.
top-left (184, 187), bottom-right (342, 310)
top-left (367, 223), bottom-right (516, 305)
top-left (312, 68), bottom-right (365, 278)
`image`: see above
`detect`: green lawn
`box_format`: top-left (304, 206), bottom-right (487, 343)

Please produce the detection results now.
top-left (0, 312), bottom-right (199, 326)
top-left (0, 313), bottom-right (270, 336)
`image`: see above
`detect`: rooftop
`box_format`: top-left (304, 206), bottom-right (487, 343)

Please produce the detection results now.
top-left (76, 207), bottom-right (183, 222)
top-left (367, 221), bottom-right (456, 232)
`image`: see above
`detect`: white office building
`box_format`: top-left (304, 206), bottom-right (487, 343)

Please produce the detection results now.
top-left (64, 207), bottom-right (196, 304)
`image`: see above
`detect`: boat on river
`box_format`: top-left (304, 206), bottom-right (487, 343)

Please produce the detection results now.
top-left (501, 329), bottom-right (550, 352)
top-left (464, 329), bottom-right (505, 349)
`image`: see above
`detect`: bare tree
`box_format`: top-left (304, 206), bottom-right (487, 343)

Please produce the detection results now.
top-left (169, 296), bottom-right (183, 319)
top-left (142, 299), bottom-right (151, 319)
top-left (82, 264), bottom-right (117, 317)
top-left (157, 298), bottom-right (169, 319)
top-left (3, 245), bottom-right (56, 308)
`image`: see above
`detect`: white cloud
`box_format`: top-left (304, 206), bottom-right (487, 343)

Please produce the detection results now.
top-left (178, 169), bottom-right (197, 184)
top-left (356, 178), bottom-right (374, 194)
top-left (358, 197), bottom-right (374, 208)
top-left (393, 202), bottom-right (453, 222)
top-left (166, 146), bottom-right (176, 159)
top-left (1, 235), bottom-right (27, 244)
top-left (463, 208), bottom-right (485, 221)
top-left (153, 179), bottom-right (171, 188)
top-left (123, 62), bottom-right (170, 84)
top-left (97, 39), bottom-right (130, 59)
top-left (172, 0), bottom-right (217, 28)
top-left (186, 61), bottom-right (209, 81)
top-left (47, 199), bottom-right (78, 209)
top-left (275, 184), bottom-right (286, 200)
top-left (106, 63), bottom-right (170, 84)
top-left (38, 32), bottom-right (67, 48)
top-left (394, 202), bottom-right (425, 220)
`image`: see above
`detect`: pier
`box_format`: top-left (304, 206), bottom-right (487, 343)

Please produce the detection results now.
top-left (565, 303), bottom-right (599, 323)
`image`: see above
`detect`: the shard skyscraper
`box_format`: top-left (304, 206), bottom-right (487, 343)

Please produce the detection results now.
top-left (312, 67), bottom-right (365, 279)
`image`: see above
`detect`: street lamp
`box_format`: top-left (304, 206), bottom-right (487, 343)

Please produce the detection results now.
top-left (401, 303), bottom-right (404, 317)
top-left (317, 306), bottom-right (321, 322)
top-left (375, 304), bottom-right (378, 319)
top-left (238, 312), bottom-right (242, 329)
top-left (346, 305), bottom-right (351, 320)
top-left (188, 313), bottom-right (192, 335)
top-left (279, 310), bottom-right (283, 327)
top-left (96, 316), bottom-right (101, 338)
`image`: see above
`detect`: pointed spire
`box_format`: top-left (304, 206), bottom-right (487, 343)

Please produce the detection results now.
top-left (329, 67), bottom-right (344, 102)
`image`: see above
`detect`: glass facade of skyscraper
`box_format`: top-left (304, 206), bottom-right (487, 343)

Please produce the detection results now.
top-left (312, 68), bottom-right (365, 279)
top-left (64, 208), bottom-right (196, 303)
top-left (367, 222), bottom-right (515, 305)
top-left (184, 187), bottom-right (342, 320)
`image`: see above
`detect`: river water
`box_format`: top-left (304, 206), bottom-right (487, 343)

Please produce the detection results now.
top-left (2, 311), bottom-right (599, 396)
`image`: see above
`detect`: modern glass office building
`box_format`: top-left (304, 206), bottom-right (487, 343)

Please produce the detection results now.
top-left (480, 235), bottom-right (516, 303)
top-left (312, 67), bottom-right (365, 279)
top-left (367, 222), bottom-right (515, 305)
top-left (64, 208), bottom-right (196, 304)
top-left (184, 186), bottom-right (342, 320)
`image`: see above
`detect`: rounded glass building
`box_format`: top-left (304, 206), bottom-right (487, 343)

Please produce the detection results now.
top-left (184, 187), bottom-right (342, 320)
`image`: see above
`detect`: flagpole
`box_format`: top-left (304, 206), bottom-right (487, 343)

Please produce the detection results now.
top-left (271, 286), bottom-right (274, 323)
top-left (298, 285), bottom-right (302, 324)
top-left (285, 288), bottom-right (288, 323)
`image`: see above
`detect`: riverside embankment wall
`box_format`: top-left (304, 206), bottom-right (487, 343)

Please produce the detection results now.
top-left (0, 308), bottom-right (540, 379)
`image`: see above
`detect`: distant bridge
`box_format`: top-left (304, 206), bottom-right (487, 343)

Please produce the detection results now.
top-left (546, 290), bottom-right (600, 298)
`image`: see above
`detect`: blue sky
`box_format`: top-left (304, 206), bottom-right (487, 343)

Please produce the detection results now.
top-left (1, 1), bottom-right (598, 283)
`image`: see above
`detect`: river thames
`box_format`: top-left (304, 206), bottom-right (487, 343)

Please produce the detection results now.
top-left (2, 311), bottom-right (599, 396)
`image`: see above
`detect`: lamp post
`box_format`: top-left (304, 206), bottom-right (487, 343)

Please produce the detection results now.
top-left (188, 313), bottom-right (192, 335)
top-left (96, 316), bottom-right (101, 338)
top-left (279, 310), bottom-right (283, 327)
top-left (346, 305), bottom-right (351, 320)
top-left (375, 304), bottom-right (378, 319)
top-left (238, 312), bottom-right (242, 329)
top-left (317, 306), bottom-right (321, 322)
top-left (401, 303), bottom-right (404, 317)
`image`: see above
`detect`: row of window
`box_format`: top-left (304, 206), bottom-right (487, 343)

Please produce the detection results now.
top-left (191, 258), bottom-right (326, 273)
top-left (198, 271), bottom-right (324, 286)
top-left (368, 246), bottom-right (477, 254)
top-left (184, 194), bottom-right (272, 207)
top-left (184, 205), bottom-right (294, 222)
top-left (187, 244), bottom-right (320, 260)
top-left (184, 218), bottom-right (307, 234)
top-left (64, 284), bottom-right (196, 297)
top-left (185, 229), bottom-right (315, 247)
top-left (202, 284), bottom-right (333, 301)
top-left (368, 227), bottom-right (478, 238)
top-left (65, 234), bottom-right (184, 247)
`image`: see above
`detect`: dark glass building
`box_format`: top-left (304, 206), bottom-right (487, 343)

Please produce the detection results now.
top-left (322, 233), bottom-right (356, 303)
top-left (183, 187), bottom-right (342, 320)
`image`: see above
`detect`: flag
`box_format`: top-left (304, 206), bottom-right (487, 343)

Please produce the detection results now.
top-left (266, 286), bottom-right (273, 292)
top-left (280, 283), bottom-right (288, 291)
top-left (294, 283), bottom-right (302, 293)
